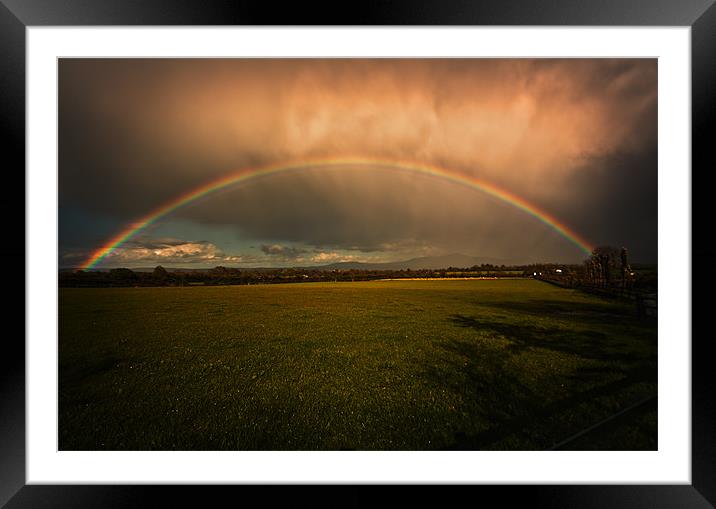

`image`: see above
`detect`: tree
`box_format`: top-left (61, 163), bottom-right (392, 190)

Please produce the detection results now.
top-left (152, 265), bottom-right (169, 282)
top-left (108, 268), bottom-right (137, 286)
top-left (587, 246), bottom-right (624, 287)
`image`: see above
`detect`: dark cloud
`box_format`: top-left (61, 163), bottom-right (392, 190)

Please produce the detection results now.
top-left (183, 167), bottom-right (569, 261)
top-left (260, 244), bottom-right (307, 258)
top-left (59, 58), bottom-right (657, 265)
top-left (560, 144), bottom-right (658, 262)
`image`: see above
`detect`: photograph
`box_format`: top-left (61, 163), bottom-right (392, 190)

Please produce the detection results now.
top-left (0, 0), bottom-right (709, 499)
top-left (57, 57), bottom-right (659, 452)
top-left (0, 0), bottom-right (708, 500)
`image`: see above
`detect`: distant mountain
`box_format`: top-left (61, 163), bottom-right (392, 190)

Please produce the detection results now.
top-left (66, 253), bottom-right (522, 273)
top-left (318, 253), bottom-right (517, 271)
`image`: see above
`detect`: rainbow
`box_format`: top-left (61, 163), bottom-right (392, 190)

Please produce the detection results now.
top-left (80, 158), bottom-right (594, 269)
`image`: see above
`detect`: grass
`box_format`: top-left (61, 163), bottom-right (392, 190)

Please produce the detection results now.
top-left (58, 279), bottom-right (657, 450)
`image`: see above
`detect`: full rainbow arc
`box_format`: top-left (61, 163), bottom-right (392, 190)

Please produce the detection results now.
top-left (80, 158), bottom-right (594, 270)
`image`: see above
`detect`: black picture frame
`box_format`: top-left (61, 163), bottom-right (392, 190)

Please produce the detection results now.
top-left (3, 0), bottom-right (713, 506)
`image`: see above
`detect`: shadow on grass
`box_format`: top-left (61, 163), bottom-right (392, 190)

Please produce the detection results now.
top-left (478, 298), bottom-right (656, 325)
top-left (481, 298), bottom-right (630, 316)
top-left (448, 314), bottom-right (645, 364)
top-left (416, 311), bottom-right (657, 450)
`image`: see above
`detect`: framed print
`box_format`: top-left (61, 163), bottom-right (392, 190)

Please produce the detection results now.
top-left (3, 0), bottom-right (714, 506)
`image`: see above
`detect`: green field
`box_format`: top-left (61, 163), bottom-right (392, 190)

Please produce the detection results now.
top-left (59, 279), bottom-right (657, 450)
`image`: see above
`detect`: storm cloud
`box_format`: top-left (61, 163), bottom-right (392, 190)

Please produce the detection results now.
top-left (260, 244), bottom-right (308, 259)
top-left (59, 59), bottom-right (657, 267)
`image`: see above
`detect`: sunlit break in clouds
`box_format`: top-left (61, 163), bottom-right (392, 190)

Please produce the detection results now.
top-left (59, 58), bottom-right (657, 269)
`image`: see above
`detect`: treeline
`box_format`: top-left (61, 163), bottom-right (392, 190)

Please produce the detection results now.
top-left (59, 256), bottom-right (657, 291)
top-left (537, 246), bottom-right (657, 295)
top-left (59, 264), bottom-right (547, 288)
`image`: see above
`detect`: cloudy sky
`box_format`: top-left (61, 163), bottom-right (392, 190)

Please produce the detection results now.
top-left (59, 58), bottom-right (657, 269)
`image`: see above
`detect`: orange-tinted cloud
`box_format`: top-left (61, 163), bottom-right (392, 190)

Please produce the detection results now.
top-left (59, 59), bottom-right (657, 264)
